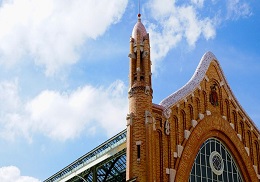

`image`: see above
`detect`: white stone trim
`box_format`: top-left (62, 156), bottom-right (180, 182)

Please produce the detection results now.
top-left (126, 113), bottom-right (133, 126)
top-left (206, 110), bottom-right (211, 116)
top-left (160, 52), bottom-right (217, 108)
top-left (184, 130), bottom-right (191, 139)
top-left (145, 110), bottom-right (152, 124)
top-left (153, 117), bottom-right (156, 131)
top-left (163, 108), bottom-right (172, 119)
top-left (237, 134), bottom-right (242, 141)
top-left (205, 75), bottom-right (209, 82)
top-left (199, 113), bottom-right (204, 120)
top-left (245, 147), bottom-right (250, 156)
top-left (136, 141), bottom-right (142, 145)
top-left (191, 120), bottom-right (198, 127)
top-left (177, 145), bottom-right (184, 157)
top-left (166, 168), bottom-right (176, 182)
top-left (173, 152), bottom-right (178, 158)
top-left (166, 168), bottom-right (170, 174)
top-left (230, 123), bottom-right (234, 130)
top-left (253, 165), bottom-right (258, 174)
top-left (170, 169), bottom-right (176, 182)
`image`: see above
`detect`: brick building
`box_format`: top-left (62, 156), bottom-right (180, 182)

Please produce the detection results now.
top-left (126, 14), bottom-right (260, 181)
top-left (45, 13), bottom-right (260, 182)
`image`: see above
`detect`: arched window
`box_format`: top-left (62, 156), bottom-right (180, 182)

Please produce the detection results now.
top-left (189, 104), bottom-right (194, 121)
top-left (254, 141), bottom-right (260, 174)
top-left (232, 111), bottom-right (237, 132)
top-left (247, 131), bottom-right (253, 163)
top-left (181, 110), bottom-right (186, 131)
top-left (203, 91), bottom-right (207, 113)
top-left (225, 100), bottom-right (230, 122)
top-left (189, 138), bottom-right (244, 182)
top-left (174, 116), bottom-right (179, 146)
top-left (240, 122), bottom-right (245, 144)
top-left (195, 98), bottom-right (200, 119)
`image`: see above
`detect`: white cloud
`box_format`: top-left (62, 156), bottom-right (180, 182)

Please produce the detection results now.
top-left (146, 0), bottom-right (216, 72)
top-left (0, 0), bottom-right (128, 75)
top-left (145, 0), bottom-right (251, 72)
top-left (0, 80), bottom-right (128, 141)
top-left (191, 0), bottom-right (205, 8)
top-left (226, 0), bottom-right (251, 20)
top-left (0, 166), bottom-right (40, 182)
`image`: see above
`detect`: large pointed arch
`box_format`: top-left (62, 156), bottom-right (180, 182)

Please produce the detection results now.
top-left (175, 114), bottom-right (258, 181)
top-left (189, 138), bottom-right (243, 181)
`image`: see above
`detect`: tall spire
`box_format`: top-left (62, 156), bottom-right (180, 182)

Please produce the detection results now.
top-left (126, 1), bottom-right (153, 181)
top-left (138, 0), bottom-right (141, 17)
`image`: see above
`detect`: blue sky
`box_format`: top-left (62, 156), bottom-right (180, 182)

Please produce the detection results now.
top-left (0, 0), bottom-right (259, 181)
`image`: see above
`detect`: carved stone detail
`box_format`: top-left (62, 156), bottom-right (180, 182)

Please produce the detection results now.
top-left (163, 108), bottom-right (172, 119)
top-left (145, 110), bottom-right (152, 124)
top-left (126, 113), bottom-right (134, 126)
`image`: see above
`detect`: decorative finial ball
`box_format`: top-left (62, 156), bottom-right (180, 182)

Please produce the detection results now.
top-left (138, 13), bottom-right (141, 17)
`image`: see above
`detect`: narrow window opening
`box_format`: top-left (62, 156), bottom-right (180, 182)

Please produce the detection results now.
top-left (137, 145), bottom-right (141, 161)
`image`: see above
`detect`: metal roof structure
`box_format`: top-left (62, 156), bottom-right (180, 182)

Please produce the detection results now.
top-left (44, 129), bottom-right (127, 182)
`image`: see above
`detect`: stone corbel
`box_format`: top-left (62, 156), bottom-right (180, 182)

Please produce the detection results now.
top-left (184, 130), bottom-right (191, 139)
top-left (191, 120), bottom-right (198, 127)
top-left (145, 85), bottom-right (150, 95)
top-left (128, 88), bottom-right (133, 98)
top-left (142, 51), bottom-right (149, 58)
top-left (230, 123), bottom-right (234, 130)
top-left (126, 113), bottom-right (134, 126)
top-left (177, 145), bottom-right (184, 157)
top-left (128, 53), bottom-right (136, 59)
top-left (198, 113), bottom-right (204, 120)
top-left (166, 168), bottom-right (176, 182)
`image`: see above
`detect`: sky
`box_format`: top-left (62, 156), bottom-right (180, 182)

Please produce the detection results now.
top-left (0, 0), bottom-right (259, 181)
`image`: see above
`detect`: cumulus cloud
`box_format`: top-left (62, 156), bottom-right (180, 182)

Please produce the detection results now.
top-left (226, 0), bottom-right (252, 20)
top-left (0, 0), bottom-right (128, 75)
top-left (145, 0), bottom-right (216, 72)
top-left (0, 166), bottom-right (40, 182)
top-left (0, 80), bottom-right (128, 141)
top-left (145, 0), bottom-right (251, 72)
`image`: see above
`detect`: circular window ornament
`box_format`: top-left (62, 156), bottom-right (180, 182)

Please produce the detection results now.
top-left (209, 151), bottom-right (224, 175)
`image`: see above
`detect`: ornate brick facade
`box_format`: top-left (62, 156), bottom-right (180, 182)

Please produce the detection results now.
top-left (126, 15), bottom-right (260, 181)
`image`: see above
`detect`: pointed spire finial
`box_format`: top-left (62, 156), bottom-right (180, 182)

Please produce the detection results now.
top-left (138, 0), bottom-right (141, 20)
top-left (138, 0), bottom-right (140, 14)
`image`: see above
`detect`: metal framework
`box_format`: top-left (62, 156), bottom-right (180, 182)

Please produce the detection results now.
top-left (44, 129), bottom-right (127, 182)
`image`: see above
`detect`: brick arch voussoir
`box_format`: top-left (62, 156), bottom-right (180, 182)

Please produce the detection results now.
top-left (175, 114), bottom-right (258, 181)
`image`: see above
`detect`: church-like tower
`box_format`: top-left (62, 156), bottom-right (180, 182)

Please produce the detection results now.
top-left (126, 14), bottom-right (153, 181)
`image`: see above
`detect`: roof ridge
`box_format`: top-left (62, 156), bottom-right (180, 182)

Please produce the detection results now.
top-left (160, 51), bottom-right (217, 108)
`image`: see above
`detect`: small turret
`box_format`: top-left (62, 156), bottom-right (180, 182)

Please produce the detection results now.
top-left (126, 12), bottom-right (154, 181)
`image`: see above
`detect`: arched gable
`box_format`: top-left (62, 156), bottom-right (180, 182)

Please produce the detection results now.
top-left (158, 52), bottom-right (260, 181)
top-left (175, 115), bottom-right (258, 181)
